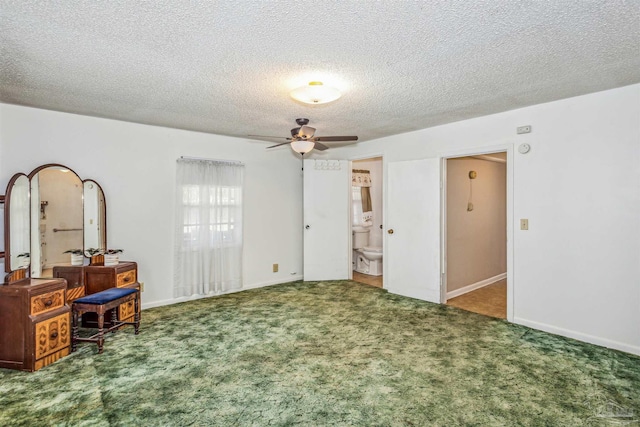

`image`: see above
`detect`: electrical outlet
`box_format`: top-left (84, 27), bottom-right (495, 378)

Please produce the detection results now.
top-left (140, 281), bottom-right (145, 292)
top-left (520, 219), bottom-right (529, 230)
top-left (517, 125), bottom-right (532, 134)
top-left (272, 263), bottom-right (278, 273)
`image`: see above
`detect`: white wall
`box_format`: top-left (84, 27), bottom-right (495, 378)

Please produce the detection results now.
top-left (352, 158), bottom-right (383, 247)
top-left (330, 84), bottom-right (640, 355)
top-left (0, 104), bottom-right (304, 308)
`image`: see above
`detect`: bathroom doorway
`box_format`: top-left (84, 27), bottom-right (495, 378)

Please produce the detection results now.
top-left (443, 152), bottom-right (507, 318)
top-left (351, 157), bottom-right (383, 288)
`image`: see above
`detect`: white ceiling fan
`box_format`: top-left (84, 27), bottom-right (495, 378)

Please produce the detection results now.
top-left (250, 118), bottom-right (358, 155)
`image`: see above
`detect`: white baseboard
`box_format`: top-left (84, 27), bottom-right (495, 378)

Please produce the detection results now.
top-left (141, 275), bottom-right (303, 310)
top-left (446, 272), bottom-right (506, 300)
top-left (514, 317), bottom-right (640, 357)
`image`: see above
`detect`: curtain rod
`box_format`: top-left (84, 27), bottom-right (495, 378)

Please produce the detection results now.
top-left (179, 156), bottom-right (244, 165)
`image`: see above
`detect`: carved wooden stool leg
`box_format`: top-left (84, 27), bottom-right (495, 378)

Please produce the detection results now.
top-left (110, 308), bottom-right (118, 333)
top-left (134, 291), bottom-right (140, 335)
top-left (97, 312), bottom-right (105, 354)
top-left (72, 309), bottom-right (79, 352)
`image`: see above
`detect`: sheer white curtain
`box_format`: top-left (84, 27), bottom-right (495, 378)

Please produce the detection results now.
top-left (174, 159), bottom-right (244, 297)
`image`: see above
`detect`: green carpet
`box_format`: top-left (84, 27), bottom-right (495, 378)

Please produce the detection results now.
top-left (1, 281), bottom-right (638, 426)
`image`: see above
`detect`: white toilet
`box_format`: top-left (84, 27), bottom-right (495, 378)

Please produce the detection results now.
top-left (352, 226), bottom-right (383, 276)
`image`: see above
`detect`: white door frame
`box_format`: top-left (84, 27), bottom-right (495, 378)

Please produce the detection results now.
top-left (348, 153), bottom-right (385, 284)
top-left (440, 143), bottom-right (515, 322)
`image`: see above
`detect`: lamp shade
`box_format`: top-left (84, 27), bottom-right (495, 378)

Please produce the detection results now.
top-left (290, 139), bottom-right (315, 154)
top-left (290, 81), bottom-right (341, 104)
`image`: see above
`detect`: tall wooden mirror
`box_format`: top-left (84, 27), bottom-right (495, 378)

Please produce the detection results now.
top-left (3, 164), bottom-right (107, 280)
top-left (5, 174), bottom-right (30, 272)
top-left (30, 166), bottom-right (84, 278)
top-left (83, 180), bottom-right (107, 252)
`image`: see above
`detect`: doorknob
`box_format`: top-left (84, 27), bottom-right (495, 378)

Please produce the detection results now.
top-left (305, 225), bottom-right (310, 230)
top-left (387, 229), bottom-right (394, 234)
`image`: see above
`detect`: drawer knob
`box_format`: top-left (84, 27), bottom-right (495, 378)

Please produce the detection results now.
top-left (50, 331), bottom-right (58, 339)
top-left (44, 300), bottom-right (53, 307)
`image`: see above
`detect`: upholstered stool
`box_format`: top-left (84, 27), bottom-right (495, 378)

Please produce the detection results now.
top-left (71, 287), bottom-right (140, 354)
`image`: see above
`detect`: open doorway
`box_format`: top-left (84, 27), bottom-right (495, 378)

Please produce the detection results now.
top-left (351, 157), bottom-right (383, 288)
top-left (444, 152), bottom-right (507, 318)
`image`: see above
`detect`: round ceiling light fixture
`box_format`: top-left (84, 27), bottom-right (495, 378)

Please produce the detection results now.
top-left (290, 81), bottom-right (341, 104)
top-left (290, 139), bottom-right (315, 155)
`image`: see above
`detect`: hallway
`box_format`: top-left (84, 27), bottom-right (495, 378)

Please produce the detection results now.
top-left (446, 280), bottom-right (506, 319)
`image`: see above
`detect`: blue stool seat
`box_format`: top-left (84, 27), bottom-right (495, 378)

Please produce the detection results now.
top-left (74, 287), bottom-right (137, 305)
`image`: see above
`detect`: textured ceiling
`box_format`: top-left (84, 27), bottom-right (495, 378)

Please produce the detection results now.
top-left (1, 1), bottom-right (639, 145)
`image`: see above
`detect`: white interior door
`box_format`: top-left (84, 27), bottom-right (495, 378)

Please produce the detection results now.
top-left (303, 159), bottom-right (350, 281)
top-left (386, 158), bottom-right (441, 303)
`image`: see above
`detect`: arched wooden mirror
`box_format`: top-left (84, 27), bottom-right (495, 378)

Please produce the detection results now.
top-left (3, 164), bottom-right (107, 280)
top-left (83, 180), bottom-right (107, 253)
top-left (4, 174), bottom-right (30, 272)
top-left (0, 196), bottom-right (4, 260)
top-left (30, 165), bottom-right (84, 278)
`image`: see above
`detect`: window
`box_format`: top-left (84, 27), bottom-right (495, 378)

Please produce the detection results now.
top-left (174, 159), bottom-right (244, 297)
top-left (180, 184), bottom-right (242, 249)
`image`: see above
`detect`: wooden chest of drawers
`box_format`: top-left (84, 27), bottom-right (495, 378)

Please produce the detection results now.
top-left (0, 279), bottom-right (71, 371)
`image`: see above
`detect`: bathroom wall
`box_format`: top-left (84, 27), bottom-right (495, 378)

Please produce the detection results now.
top-left (353, 157), bottom-right (383, 247)
top-left (446, 156), bottom-right (506, 294)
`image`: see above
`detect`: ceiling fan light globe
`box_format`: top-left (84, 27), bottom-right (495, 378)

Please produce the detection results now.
top-left (290, 139), bottom-right (315, 154)
top-left (290, 82), bottom-right (341, 105)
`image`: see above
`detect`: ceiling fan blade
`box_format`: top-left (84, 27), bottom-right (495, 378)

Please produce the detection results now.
top-left (248, 135), bottom-right (291, 140)
top-left (314, 136), bottom-right (359, 142)
top-left (314, 142), bottom-right (329, 151)
top-left (266, 142), bottom-right (291, 149)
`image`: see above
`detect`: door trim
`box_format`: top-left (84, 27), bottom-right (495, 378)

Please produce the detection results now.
top-left (439, 143), bottom-right (515, 322)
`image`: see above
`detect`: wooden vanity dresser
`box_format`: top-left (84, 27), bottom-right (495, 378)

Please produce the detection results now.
top-left (2, 163), bottom-right (139, 371)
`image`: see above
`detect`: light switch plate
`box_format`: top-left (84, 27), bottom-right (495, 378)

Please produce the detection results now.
top-left (520, 219), bottom-right (529, 230)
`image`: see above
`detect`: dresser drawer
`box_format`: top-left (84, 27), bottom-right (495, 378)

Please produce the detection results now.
top-left (119, 299), bottom-right (136, 322)
top-left (116, 270), bottom-right (136, 287)
top-left (34, 313), bottom-right (70, 360)
top-left (31, 289), bottom-right (65, 315)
